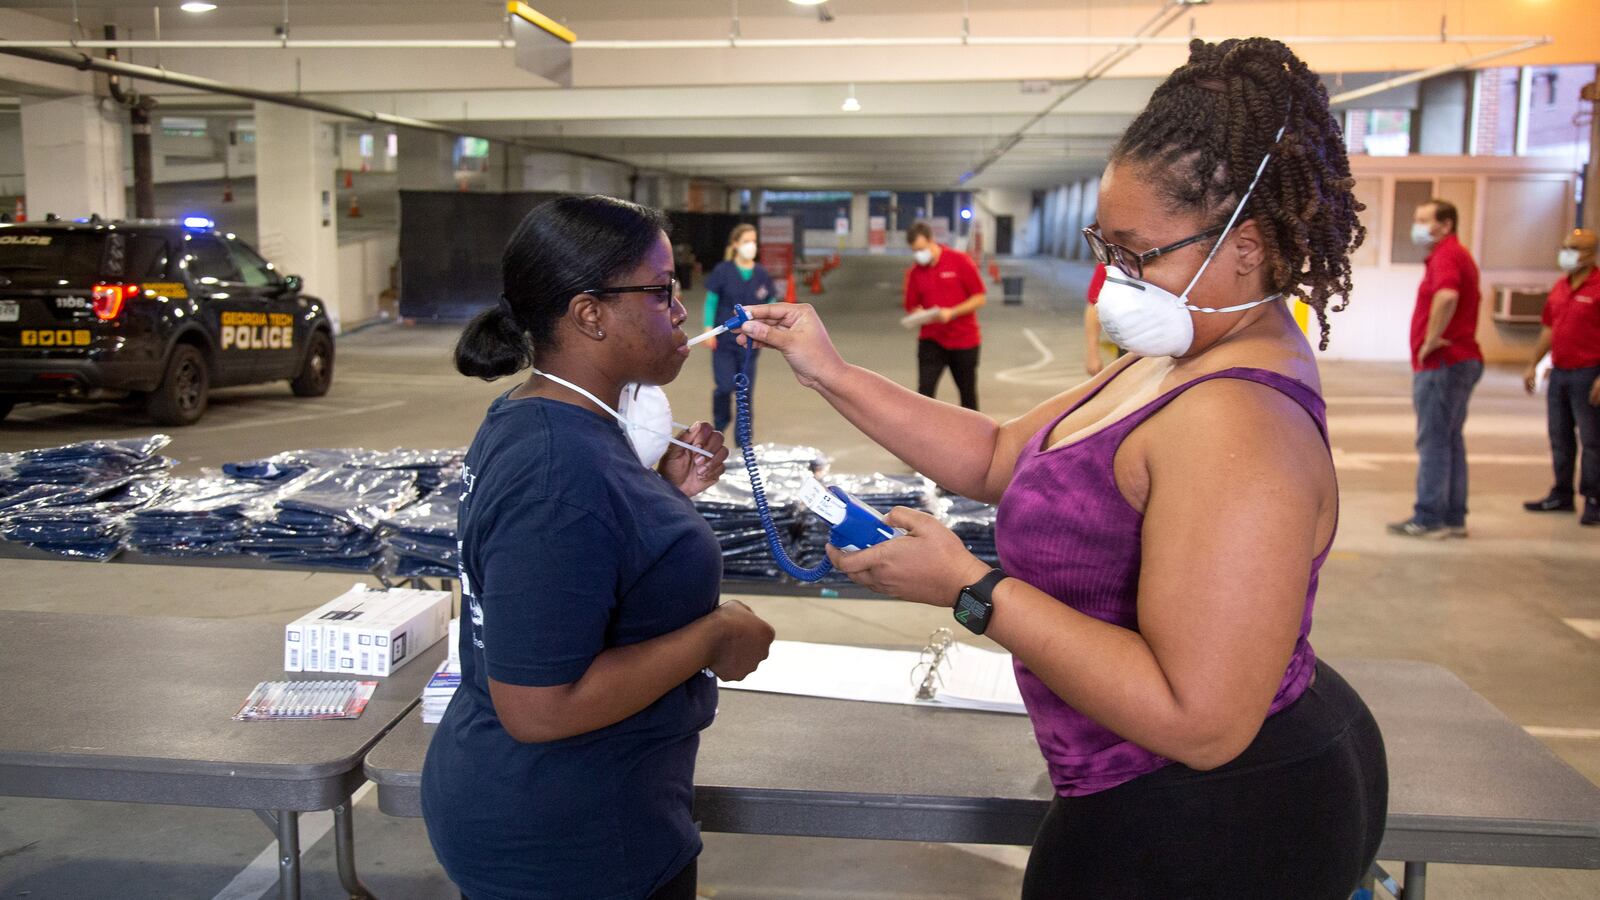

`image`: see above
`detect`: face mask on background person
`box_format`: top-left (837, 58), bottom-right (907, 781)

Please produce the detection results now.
top-left (1410, 222), bottom-right (1437, 247)
top-left (532, 369), bottom-right (706, 468)
top-left (1558, 248), bottom-right (1582, 272)
top-left (737, 241), bottom-right (758, 261)
top-left (913, 248), bottom-right (935, 266)
top-left (1094, 125), bottom-right (1287, 359)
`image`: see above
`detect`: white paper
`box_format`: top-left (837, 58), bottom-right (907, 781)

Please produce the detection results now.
top-left (719, 640), bottom-right (1026, 715)
top-left (900, 307), bottom-right (942, 330)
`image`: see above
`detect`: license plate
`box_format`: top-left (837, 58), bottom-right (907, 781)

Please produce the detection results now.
top-left (0, 301), bottom-right (17, 322)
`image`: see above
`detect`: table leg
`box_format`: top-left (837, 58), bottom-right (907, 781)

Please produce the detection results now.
top-left (276, 809), bottom-right (301, 900)
top-left (333, 799), bottom-right (376, 899)
top-left (1403, 861), bottom-right (1427, 899)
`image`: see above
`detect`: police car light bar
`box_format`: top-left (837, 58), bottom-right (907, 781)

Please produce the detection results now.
top-left (182, 216), bottom-right (215, 230)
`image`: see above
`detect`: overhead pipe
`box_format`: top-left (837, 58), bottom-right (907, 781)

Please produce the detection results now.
top-left (1327, 38), bottom-right (1550, 106)
top-left (0, 44), bottom-right (720, 183)
top-left (103, 25), bottom-right (158, 218)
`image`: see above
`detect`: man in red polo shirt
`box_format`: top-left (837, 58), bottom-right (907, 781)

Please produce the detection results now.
top-left (1389, 198), bottom-right (1484, 538)
top-left (1522, 228), bottom-right (1600, 526)
top-left (903, 220), bottom-right (987, 409)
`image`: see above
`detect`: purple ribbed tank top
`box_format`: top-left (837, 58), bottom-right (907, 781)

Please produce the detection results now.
top-left (994, 366), bottom-right (1333, 797)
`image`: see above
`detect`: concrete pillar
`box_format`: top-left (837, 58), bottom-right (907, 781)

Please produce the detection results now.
top-left (397, 129), bottom-right (457, 191)
top-left (254, 103), bottom-right (341, 330)
top-left (848, 192), bottom-right (870, 250)
top-left (1586, 65), bottom-right (1599, 233)
top-left (1416, 72), bottom-right (1471, 156)
top-left (19, 94), bottom-right (126, 220)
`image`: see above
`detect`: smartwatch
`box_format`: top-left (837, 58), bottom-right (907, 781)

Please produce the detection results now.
top-left (954, 568), bottom-right (1006, 635)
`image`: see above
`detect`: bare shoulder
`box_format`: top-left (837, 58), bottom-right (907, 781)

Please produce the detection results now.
top-left (1151, 376), bottom-right (1327, 460)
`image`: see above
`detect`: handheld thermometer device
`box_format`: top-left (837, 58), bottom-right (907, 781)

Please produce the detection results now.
top-left (720, 305), bottom-right (900, 582)
top-left (798, 476), bottom-right (902, 552)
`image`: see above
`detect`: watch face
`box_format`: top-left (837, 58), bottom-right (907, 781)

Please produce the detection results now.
top-left (954, 593), bottom-right (980, 626)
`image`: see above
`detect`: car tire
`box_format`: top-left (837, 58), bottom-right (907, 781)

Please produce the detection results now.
top-left (290, 330), bottom-right (334, 398)
top-left (147, 344), bottom-right (209, 426)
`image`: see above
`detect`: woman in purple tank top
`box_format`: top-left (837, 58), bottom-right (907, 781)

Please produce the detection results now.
top-left (741, 37), bottom-right (1386, 900)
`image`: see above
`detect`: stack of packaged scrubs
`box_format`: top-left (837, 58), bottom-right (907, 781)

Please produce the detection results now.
top-left (224, 447), bottom-right (463, 493)
top-left (241, 467), bottom-right (421, 571)
top-left (935, 494), bottom-right (1002, 567)
top-left (0, 436), bottom-right (175, 560)
top-left (697, 444), bottom-right (830, 582)
top-left (126, 475), bottom-right (287, 557)
top-left (379, 481), bottom-right (463, 578)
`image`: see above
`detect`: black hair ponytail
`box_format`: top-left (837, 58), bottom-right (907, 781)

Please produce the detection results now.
top-left (454, 299), bottom-right (532, 379)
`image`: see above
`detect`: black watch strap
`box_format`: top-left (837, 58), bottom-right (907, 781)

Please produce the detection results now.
top-left (954, 568), bottom-right (1006, 634)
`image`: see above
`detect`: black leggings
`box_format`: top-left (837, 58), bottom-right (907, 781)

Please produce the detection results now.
top-left (461, 859), bottom-right (695, 900)
top-left (917, 339), bottom-right (980, 410)
top-left (1022, 662), bottom-right (1387, 900)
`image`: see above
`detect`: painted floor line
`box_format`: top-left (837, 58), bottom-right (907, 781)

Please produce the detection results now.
top-left (995, 328), bottom-right (1066, 386)
top-left (210, 782), bottom-right (375, 900)
top-left (1561, 618), bottom-right (1600, 641)
top-left (1522, 726), bottom-right (1600, 741)
top-left (184, 400), bottom-right (407, 435)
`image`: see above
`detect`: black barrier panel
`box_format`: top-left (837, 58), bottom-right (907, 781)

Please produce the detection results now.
top-left (666, 211), bottom-right (747, 289)
top-left (397, 190), bottom-right (564, 321)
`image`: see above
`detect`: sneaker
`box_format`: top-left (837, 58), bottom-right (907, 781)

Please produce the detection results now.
top-left (1446, 525), bottom-right (1469, 538)
top-left (1523, 492), bottom-right (1575, 513)
top-left (1387, 519), bottom-right (1450, 539)
top-left (1583, 498), bottom-right (1600, 527)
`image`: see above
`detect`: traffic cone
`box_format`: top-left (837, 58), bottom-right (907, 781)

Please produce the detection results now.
top-left (988, 261), bottom-right (1001, 284)
top-left (784, 270), bottom-right (797, 303)
top-left (808, 267), bottom-right (825, 295)
top-left (343, 170), bottom-right (354, 189)
top-left (14, 197), bottom-right (25, 222)
top-left (222, 180), bottom-right (234, 203)
top-left (347, 194), bottom-right (363, 218)
top-left (828, 252), bottom-right (841, 271)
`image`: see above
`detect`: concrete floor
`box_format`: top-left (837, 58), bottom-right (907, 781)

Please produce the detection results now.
top-left (1, 254), bottom-right (1597, 898)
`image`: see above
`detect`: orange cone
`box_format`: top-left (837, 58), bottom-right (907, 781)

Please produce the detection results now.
top-left (988, 262), bottom-right (1001, 284)
top-left (808, 268), bottom-right (825, 295)
top-left (222, 180), bottom-right (235, 203)
top-left (347, 194), bottom-right (362, 218)
top-left (343, 170), bottom-right (354, 189)
top-left (14, 197), bottom-right (25, 222)
top-left (784, 270), bottom-right (798, 303)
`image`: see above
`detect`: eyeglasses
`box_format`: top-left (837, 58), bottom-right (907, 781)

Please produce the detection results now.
top-left (1082, 225), bottom-right (1224, 281)
top-left (580, 276), bottom-right (681, 310)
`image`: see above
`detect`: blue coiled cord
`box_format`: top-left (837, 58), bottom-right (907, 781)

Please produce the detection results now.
top-left (733, 339), bottom-right (833, 582)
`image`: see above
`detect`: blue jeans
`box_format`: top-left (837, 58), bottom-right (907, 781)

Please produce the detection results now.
top-left (1412, 359), bottom-right (1483, 527)
top-left (1547, 366), bottom-right (1600, 501)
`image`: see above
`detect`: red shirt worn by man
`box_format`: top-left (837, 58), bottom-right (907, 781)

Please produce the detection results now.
top-left (904, 245), bottom-right (986, 350)
top-left (1410, 233), bottom-right (1483, 371)
top-left (1543, 267), bottom-right (1600, 370)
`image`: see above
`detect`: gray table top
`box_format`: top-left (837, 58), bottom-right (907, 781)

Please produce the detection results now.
top-left (366, 657), bottom-right (1600, 867)
top-left (0, 610), bottom-right (443, 788)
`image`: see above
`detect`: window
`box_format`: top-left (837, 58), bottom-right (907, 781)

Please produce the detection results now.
top-left (185, 235), bottom-right (241, 284)
top-left (1360, 110), bottom-right (1412, 157)
top-left (358, 134), bottom-right (375, 158)
top-left (386, 132), bottom-right (399, 158)
top-left (225, 239), bottom-right (281, 288)
top-left (1522, 65), bottom-right (1593, 164)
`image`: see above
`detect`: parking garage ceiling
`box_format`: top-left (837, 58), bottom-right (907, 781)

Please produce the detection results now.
top-left (0, 1), bottom-right (1594, 190)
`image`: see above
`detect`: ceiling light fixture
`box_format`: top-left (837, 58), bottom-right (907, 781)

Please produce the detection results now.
top-left (787, 0), bottom-right (829, 6)
top-left (841, 83), bottom-right (860, 112)
top-left (180, 2), bottom-right (218, 12)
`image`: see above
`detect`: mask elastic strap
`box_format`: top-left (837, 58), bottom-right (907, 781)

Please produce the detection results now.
top-left (532, 369), bottom-right (714, 460)
top-left (1179, 123), bottom-right (1288, 301)
top-left (1185, 292), bottom-right (1284, 314)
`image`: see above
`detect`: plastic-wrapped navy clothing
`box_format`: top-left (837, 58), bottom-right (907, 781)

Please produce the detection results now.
top-left (422, 393), bottom-right (721, 900)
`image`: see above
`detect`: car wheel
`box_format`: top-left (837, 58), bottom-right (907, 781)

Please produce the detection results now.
top-left (147, 344), bottom-right (210, 426)
top-left (290, 331), bottom-right (334, 398)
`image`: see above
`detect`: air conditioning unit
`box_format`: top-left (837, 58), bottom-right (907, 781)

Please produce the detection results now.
top-left (1492, 285), bottom-right (1549, 324)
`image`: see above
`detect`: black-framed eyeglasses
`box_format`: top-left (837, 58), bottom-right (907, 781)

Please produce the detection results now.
top-left (1082, 225), bottom-right (1224, 281)
top-left (579, 276), bottom-right (681, 309)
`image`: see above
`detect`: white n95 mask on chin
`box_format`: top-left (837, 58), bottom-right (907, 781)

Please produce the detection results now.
top-left (1095, 123), bottom-right (1287, 359)
top-left (531, 369), bottom-right (712, 468)
top-left (616, 383), bottom-right (675, 468)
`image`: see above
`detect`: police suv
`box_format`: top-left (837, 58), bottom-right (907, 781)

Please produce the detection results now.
top-left (0, 216), bottom-right (335, 425)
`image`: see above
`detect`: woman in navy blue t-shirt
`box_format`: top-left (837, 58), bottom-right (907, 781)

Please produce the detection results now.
top-left (424, 195), bottom-right (775, 900)
top-left (700, 223), bottom-right (779, 433)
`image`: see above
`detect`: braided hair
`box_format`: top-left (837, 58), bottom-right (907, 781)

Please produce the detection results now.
top-left (1113, 38), bottom-right (1363, 350)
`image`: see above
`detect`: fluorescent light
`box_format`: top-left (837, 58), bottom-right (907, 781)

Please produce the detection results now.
top-left (841, 83), bottom-right (860, 112)
top-left (788, 1), bottom-right (829, 6)
top-left (180, 2), bottom-right (218, 13)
